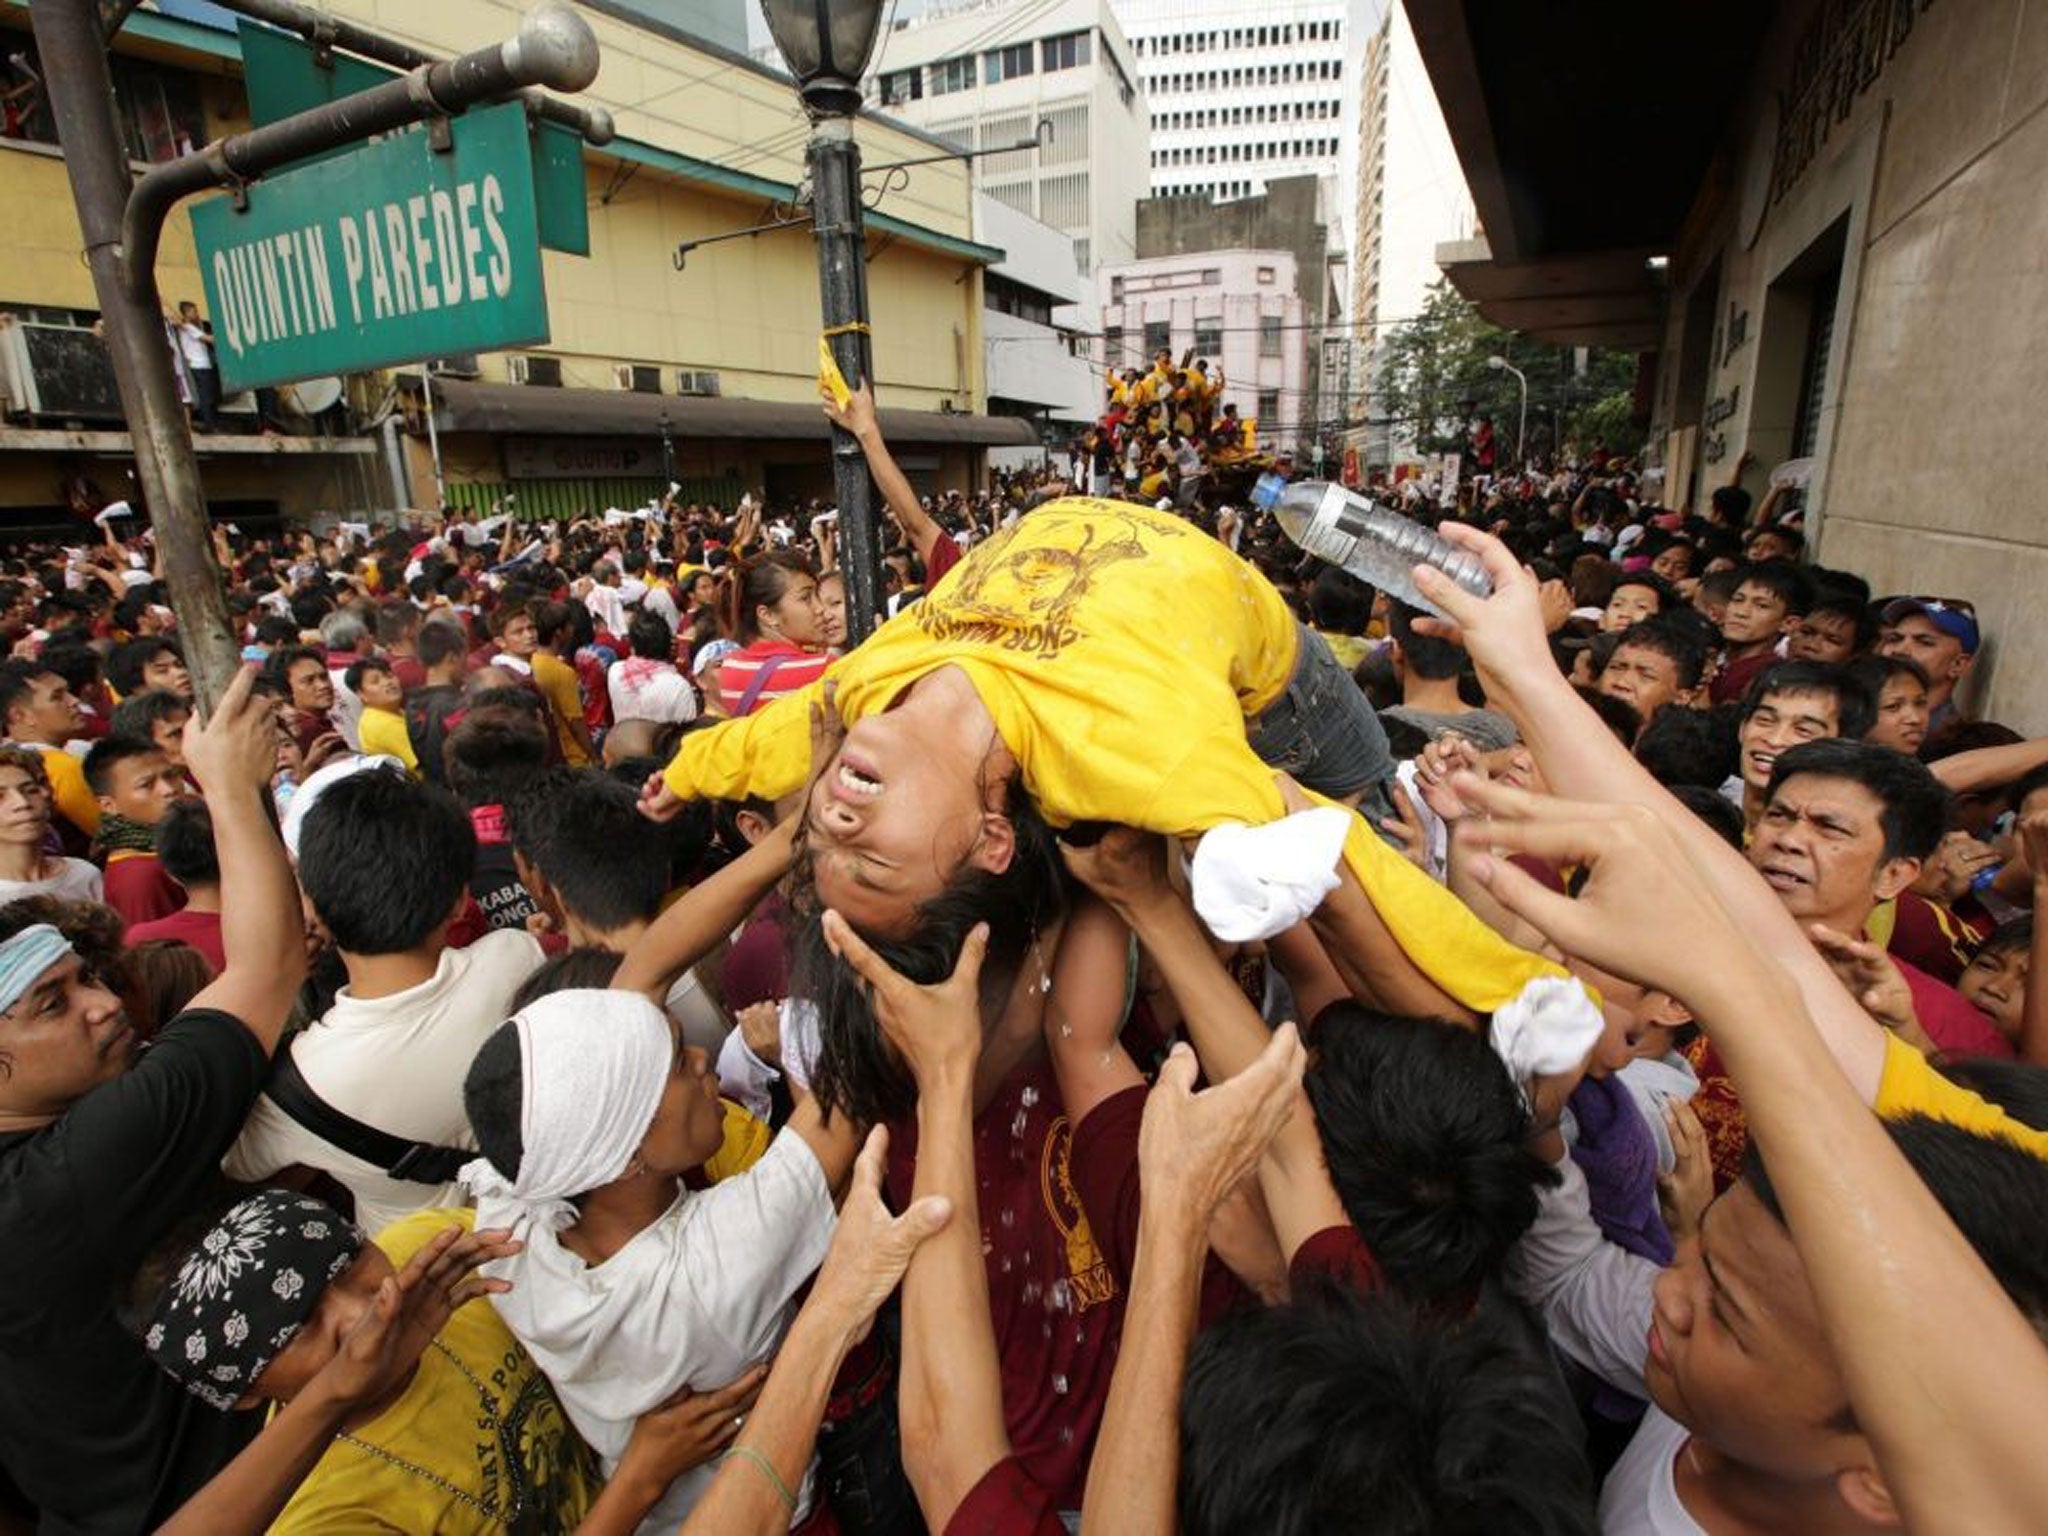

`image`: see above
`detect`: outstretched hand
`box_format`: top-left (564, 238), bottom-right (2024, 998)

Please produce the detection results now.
top-left (822, 908), bottom-right (988, 1087)
top-left (1138, 1024), bottom-right (1305, 1230)
top-left (1449, 774), bottom-right (1751, 1009)
top-left (809, 1125), bottom-right (953, 1342)
top-left (182, 664), bottom-right (280, 797)
top-left (307, 1222), bottom-right (520, 1413)
top-left (1407, 523), bottom-right (1554, 704)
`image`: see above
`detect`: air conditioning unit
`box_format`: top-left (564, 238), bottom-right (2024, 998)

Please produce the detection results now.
top-left (616, 364), bottom-right (661, 394)
top-left (434, 353), bottom-right (482, 379)
top-left (676, 369), bottom-right (721, 397)
top-left (508, 355), bottom-right (562, 387)
top-left (0, 320), bottom-right (124, 423)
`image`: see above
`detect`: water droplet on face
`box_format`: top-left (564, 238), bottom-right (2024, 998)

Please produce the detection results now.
top-left (1058, 1022), bottom-right (1073, 1038)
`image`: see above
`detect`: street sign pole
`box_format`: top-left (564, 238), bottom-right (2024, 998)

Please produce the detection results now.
top-left (31, 0), bottom-right (600, 710)
top-left (31, 0), bottom-right (232, 707)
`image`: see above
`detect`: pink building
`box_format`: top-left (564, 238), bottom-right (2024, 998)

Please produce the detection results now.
top-left (1094, 249), bottom-right (1310, 451)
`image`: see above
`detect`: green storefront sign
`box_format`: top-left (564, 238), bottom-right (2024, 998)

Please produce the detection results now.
top-left (192, 101), bottom-right (549, 393)
top-left (236, 21), bottom-right (590, 255)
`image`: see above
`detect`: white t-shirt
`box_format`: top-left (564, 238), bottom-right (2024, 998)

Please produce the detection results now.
top-left (608, 658), bottom-right (698, 727)
top-left (486, 1132), bottom-right (836, 1533)
top-left (176, 322), bottom-right (214, 372)
top-left (225, 929), bottom-right (545, 1235)
top-left (0, 858), bottom-right (103, 906)
top-left (1598, 1407), bottom-right (1706, 1534)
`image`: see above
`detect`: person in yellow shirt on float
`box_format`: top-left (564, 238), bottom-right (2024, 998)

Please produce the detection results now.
top-left (640, 484), bottom-right (1573, 1124)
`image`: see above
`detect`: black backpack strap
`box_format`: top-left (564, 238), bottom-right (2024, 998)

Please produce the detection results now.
top-left (265, 1043), bottom-right (473, 1186)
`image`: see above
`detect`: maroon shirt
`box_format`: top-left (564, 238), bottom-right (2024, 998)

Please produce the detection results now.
top-left (124, 907), bottom-right (225, 975)
top-left (944, 1457), bottom-right (1063, 1536)
top-left (102, 852), bottom-right (183, 929)
top-left (886, 1050), bottom-right (1123, 1510)
top-left (1898, 956), bottom-right (2014, 1059)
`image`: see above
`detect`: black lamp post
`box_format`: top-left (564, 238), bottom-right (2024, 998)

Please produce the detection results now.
top-left (758, 0), bottom-right (887, 645)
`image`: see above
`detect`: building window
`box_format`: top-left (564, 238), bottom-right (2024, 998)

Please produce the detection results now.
top-left (1257, 266), bottom-right (1276, 285)
top-left (879, 68), bottom-right (922, 104)
top-left (1257, 389), bottom-right (1280, 420)
top-left (1194, 318), bottom-right (1222, 355)
top-left (1110, 276), bottom-right (1125, 302)
top-left (1104, 324), bottom-right (1123, 365)
top-left (1200, 268), bottom-right (1220, 284)
top-left (985, 43), bottom-right (1033, 84)
top-left (1260, 316), bottom-right (1282, 356)
top-left (1143, 319), bottom-right (1172, 356)
top-left (930, 56), bottom-right (975, 94)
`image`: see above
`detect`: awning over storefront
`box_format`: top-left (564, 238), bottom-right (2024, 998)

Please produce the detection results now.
top-left (414, 377), bottom-right (1039, 448)
top-left (1408, 0), bottom-right (1774, 346)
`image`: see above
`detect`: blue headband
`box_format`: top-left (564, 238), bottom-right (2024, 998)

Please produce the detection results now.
top-left (0, 925), bottom-right (75, 1014)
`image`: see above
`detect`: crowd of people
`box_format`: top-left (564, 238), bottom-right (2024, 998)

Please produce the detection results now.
top-left (2, 385), bottom-right (2046, 1536)
top-left (1074, 348), bottom-right (1264, 512)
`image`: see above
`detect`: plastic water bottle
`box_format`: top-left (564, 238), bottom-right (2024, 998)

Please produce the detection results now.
top-left (1251, 473), bottom-right (1492, 619)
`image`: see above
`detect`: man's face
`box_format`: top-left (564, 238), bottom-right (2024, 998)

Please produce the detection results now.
top-left (1745, 531), bottom-right (1796, 563)
top-left (12, 672), bottom-right (83, 745)
top-left (1646, 1184), bottom-right (1868, 1481)
top-left (1597, 643), bottom-right (1688, 720)
top-left (98, 752), bottom-right (187, 826)
top-left (1878, 616), bottom-right (1968, 700)
top-left (802, 714), bottom-right (1009, 939)
top-left (1650, 544), bottom-right (1695, 584)
top-left (1867, 674), bottom-right (1930, 754)
top-left (1721, 581), bottom-right (1792, 648)
top-left (1738, 689), bottom-right (1841, 793)
top-left (1749, 773), bottom-right (1915, 931)
top-left (356, 667), bottom-right (403, 711)
top-left (244, 1243), bottom-right (395, 1405)
top-left (499, 614), bottom-right (538, 657)
top-left (150, 711), bottom-right (191, 767)
top-left (1600, 582), bottom-right (1662, 635)
top-left (142, 649), bottom-right (192, 698)
top-left (0, 765), bottom-right (51, 848)
top-left (0, 952), bottom-right (134, 1123)
top-left (1959, 942), bottom-right (2028, 1043)
top-left (287, 659), bottom-right (335, 714)
top-left (1787, 611), bottom-right (1857, 665)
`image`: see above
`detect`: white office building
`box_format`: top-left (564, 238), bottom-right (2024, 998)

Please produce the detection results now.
top-left (1349, 0), bottom-right (1473, 466)
top-left (859, 0), bottom-right (1150, 273)
top-left (976, 193), bottom-right (1098, 468)
top-left (1120, 0), bottom-right (1348, 206)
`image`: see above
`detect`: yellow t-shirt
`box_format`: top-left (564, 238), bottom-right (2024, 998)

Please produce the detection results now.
top-left (659, 498), bottom-right (1563, 1014)
top-left (532, 652), bottom-right (592, 768)
top-left (270, 1210), bottom-right (598, 1534)
top-left (705, 1098), bottom-right (772, 1183)
top-left (39, 747), bottom-right (98, 839)
top-left (357, 705), bottom-right (419, 774)
top-left (1875, 1034), bottom-right (2048, 1161)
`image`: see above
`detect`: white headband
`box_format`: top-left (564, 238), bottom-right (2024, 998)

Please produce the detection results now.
top-left (461, 988), bottom-right (673, 1233)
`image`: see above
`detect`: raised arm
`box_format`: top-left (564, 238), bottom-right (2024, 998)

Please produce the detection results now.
top-left (1413, 525), bottom-right (1891, 1100)
top-left (1063, 831), bottom-right (1346, 1264)
top-left (1081, 1027), bottom-right (1303, 1535)
top-left (822, 915), bottom-right (1009, 1528)
top-left (822, 381), bottom-right (947, 569)
top-left (183, 665), bottom-right (306, 1050)
top-left (1458, 781), bottom-right (2048, 1534)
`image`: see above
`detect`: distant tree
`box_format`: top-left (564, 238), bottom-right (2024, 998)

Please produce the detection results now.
top-left (1371, 280), bottom-right (1643, 465)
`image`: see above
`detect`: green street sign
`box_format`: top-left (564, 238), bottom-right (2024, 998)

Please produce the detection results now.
top-left (236, 20), bottom-right (590, 255)
top-left (192, 101), bottom-right (549, 392)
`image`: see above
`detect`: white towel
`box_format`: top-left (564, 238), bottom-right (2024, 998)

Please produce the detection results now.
top-left (1488, 975), bottom-right (1605, 1082)
top-left (1189, 807), bottom-right (1352, 942)
top-left (461, 989), bottom-right (672, 1234)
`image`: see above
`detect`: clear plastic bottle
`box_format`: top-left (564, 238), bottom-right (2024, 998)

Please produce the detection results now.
top-left (1251, 473), bottom-right (1492, 619)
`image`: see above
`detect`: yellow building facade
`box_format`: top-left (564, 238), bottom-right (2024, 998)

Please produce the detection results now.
top-left (0, 0), bottom-right (1012, 528)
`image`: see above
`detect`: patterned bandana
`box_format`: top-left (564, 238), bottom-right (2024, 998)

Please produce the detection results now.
top-left (143, 1190), bottom-right (363, 1411)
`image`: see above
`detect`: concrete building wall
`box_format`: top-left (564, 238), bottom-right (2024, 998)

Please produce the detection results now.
top-left (1646, 0), bottom-right (2048, 729)
top-left (859, 0), bottom-right (1148, 270)
top-left (1095, 249), bottom-right (1309, 447)
top-left (1120, 0), bottom-right (1347, 207)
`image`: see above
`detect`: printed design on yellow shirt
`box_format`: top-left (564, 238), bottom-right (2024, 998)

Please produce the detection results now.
top-left (1040, 1115), bottom-right (1117, 1312)
top-left (471, 1344), bottom-right (587, 1536)
top-left (922, 510), bottom-right (1180, 663)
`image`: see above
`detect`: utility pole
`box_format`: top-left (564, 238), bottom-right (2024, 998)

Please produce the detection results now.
top-left (32, 0), bottom-right (237, 710)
